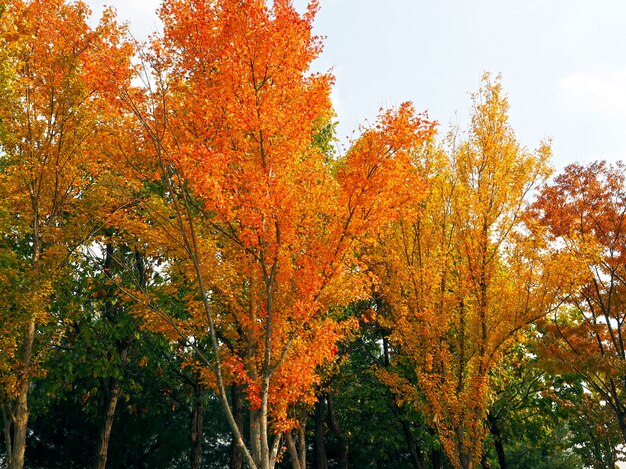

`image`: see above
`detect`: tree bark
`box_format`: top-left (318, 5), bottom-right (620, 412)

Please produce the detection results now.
top-left (285, 432), bottom-right (302, 469)
top-left (486, 412), bottom-right (507, 469)
top-left (285, 421), bottom-right (307, 469)
top-left (297, 423), bottom-right (306, 469)
top-left (314, 397), bottom-right (328, 469)
top-left (94, 379), bottom-right (123, 469)
top-left (8, 316), bottom-right (36, 469)
top-left (617, 407), bottom-right (626, 445)
top-left (93, 243), bottom-right (127, 469)
top-left (250, 408), bottom-right (262, 467)
top-left (458, 451), bottom-right (473, 469)
top-left (457, 435), bottom-right (473, 469)
top-left (326, 395), bottom-right (348, 469)
top-left (230, 385), bottom-right (244, 469)
top-left (430, 445), bottom-right (444, 469)
top-left (9, 219), bottom-right (42, 469)
top-left (190, 382), bottom-right (205, 469)
top-left (2, 402), bottom-right (12, 465)
top-left (398, 417), bottom-right (423, 469)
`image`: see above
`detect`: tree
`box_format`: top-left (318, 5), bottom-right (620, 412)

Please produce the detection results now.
top-left (0, 1), bottom-right (133, 467)
top-left (533, 161), bottom-right (626, 452)
top-left (369, 75), bottom-right (562, 468)
top-left (119, 1), bottom-right (435, 468)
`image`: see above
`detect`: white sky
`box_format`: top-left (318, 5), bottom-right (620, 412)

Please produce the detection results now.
top-left (87, 0), bottom-right (626, 169)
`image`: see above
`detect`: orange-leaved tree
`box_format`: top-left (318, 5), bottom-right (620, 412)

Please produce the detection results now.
top-left (368, 76), bottom-right (572, 468)
top-left (119, 1), bottom-right (435, 468)
top-left (533, 161), bottom-right (626, 443)
top-left (0, 1), bottom-right (133, 468)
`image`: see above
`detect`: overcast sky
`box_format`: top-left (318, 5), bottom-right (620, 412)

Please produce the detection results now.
top-left (87, 0), bottom-right (626, 169)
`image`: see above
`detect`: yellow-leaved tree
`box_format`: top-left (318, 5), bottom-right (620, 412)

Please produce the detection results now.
top-left (0, 1), bottom-right (133, 467)
top-left (368, 75), bottom-right (576, 468)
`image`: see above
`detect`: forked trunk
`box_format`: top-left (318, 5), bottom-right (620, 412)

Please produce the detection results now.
top-left (285, 423), bottom-right (306, 469)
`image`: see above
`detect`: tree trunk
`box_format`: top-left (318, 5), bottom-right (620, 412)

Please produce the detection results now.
top-left (94, 379), bottom-right (122, 469)
top-left (285, 432), bottom-right (302, 469)
top-left (8, 315), bottom-right (36, 469)
top-left (2, 401), bottom-right (12, 465)
top-left (285, 421), bottom-right (307, 469)
top-left (314, 397), bottom-right (328, 469)
top-left (230, 385), bottom-right (244, 469)
top-left (379, 305), bottom-right (421, 469)
top-left (326, 395), bottom-right (348, 469)
top-left (260, 386), bottom-right (270, 469)
top-left (298, 423), bottom-right (306, 469)
top-left (617, 408), bottom-right (626, 445)
top-left (430, 445), bottom-right (444, 469)
top-left (398, 417), bottom-right (423, 469)
top-left (250, 408), bottom-right (262, 467)
top-left (93, 243), bottom-right (127, 469)
top-left (480, 452), bottom-right (492, 469)
top-left (459, 452), bottom-right (473, 469)
top-left (8, 201), bottom-right (46, 469)
top-left (190, 382), bottom-right (205, 469)
top-left (487, 412), bottom-right (507, 469)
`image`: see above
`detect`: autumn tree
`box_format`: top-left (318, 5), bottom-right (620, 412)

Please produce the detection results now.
top-left (533, 161), bottom-right (626, 450)
top-left (117, 1), bottom-right (434, 468)
top-left (369, 75), bottom-right (568, 468)
top-left (0, 1), bottom-right (133, 467)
